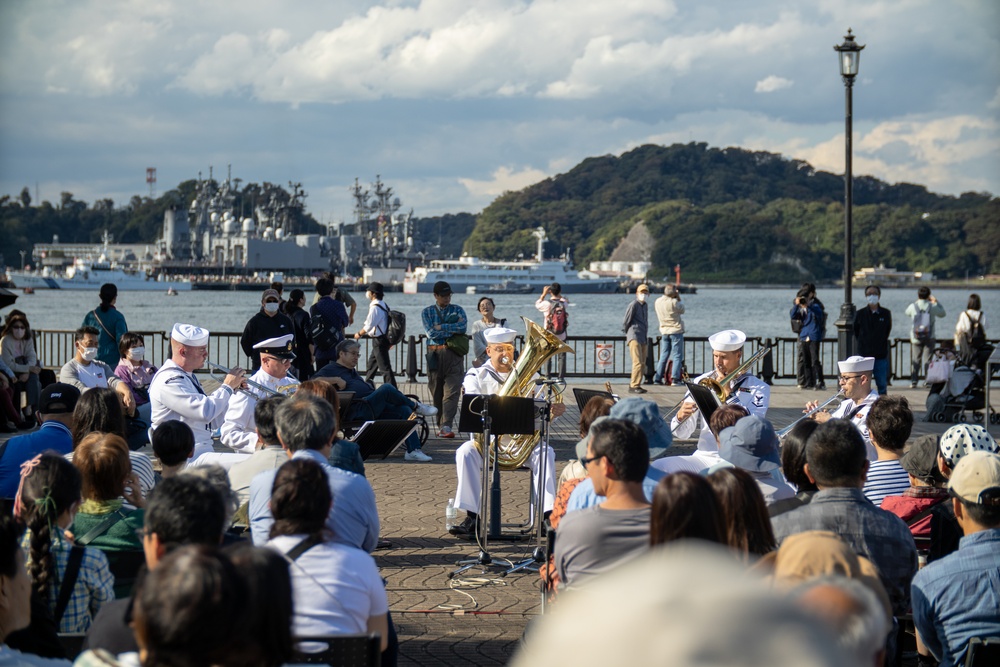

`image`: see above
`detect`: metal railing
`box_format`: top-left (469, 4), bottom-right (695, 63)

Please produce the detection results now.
top-left (33, 329), bottom-right (992, 384)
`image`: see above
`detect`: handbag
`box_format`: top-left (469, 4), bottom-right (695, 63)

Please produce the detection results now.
top-left (925, 356), bottom-right (953, 385)
top-left (445, 334), bottom-right (470, 357)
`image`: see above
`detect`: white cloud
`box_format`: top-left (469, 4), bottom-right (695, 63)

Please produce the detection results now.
top-left (459, 166), bottom-right (550, 199)
top-left (755, 75), bottom-right (793, 93)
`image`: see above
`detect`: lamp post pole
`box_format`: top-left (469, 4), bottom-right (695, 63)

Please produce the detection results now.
top-left (834, 29), bottom-right (864, 361)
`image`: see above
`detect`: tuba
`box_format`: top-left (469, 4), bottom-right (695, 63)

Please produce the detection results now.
top-left (473, 317), bottom-right (573, 470)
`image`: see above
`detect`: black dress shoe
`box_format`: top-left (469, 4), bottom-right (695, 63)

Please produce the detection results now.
top-left (448, 514), bottom-right (479, 537)
top-left (628, 387), bottom-right (648, 394)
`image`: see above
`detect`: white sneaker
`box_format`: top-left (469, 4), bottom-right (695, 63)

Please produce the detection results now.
top-left (413, 402), bottom-right (438, 417)
top-left (404, 449), bottom-right (433, 462)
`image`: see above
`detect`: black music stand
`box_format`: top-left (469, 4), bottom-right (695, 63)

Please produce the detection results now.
top-left (450, 394), bottom-right (534, 579)
top-left (683, 381), bottom-right (722, 422)
top-left (572, 387), bottom-right (615, 413)
top-left (350, 420), bottom-right (417, 460)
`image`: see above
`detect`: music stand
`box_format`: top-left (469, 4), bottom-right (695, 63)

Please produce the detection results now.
top-left (572, 388), bottom-right (614, 413)
top-left (350, 420), bottom-right (417, 460)
top-left (683, 381), bottom-right (722, 423)
top-left (450, 394), bottom-right (535, 579)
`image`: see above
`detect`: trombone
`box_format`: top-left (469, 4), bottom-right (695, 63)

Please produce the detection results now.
top-left (662, 346), bottom-right (772, 421)
top-left (207, 362), bottom-right (287, 398)
top-left (776, 392), bottom-right (844, 438)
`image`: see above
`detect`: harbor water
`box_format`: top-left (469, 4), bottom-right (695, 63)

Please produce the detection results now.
top-left (9, 285), bottom-right (999, 342)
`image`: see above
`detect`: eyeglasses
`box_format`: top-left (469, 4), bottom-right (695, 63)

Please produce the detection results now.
top-left (581, 454), bottom-right (605, 468)
top-left (838, 374), bottom-right (864, 383)
top-left (263, 356), bottom-right (292, 365)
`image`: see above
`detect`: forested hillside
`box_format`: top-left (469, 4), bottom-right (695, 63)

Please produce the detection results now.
top-left (466, 143), bottom-right (998, 281)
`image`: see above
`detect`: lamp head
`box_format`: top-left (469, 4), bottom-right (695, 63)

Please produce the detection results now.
top-left (834, 28), bottom-right (865, 79)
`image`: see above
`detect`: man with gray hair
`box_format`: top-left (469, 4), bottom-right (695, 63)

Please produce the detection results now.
top-left (314, 338), bottom-right (436, 461)
top-left (790, 575), bottom-right (890, 667)
top-left (246, 393), bottom-right (380, 551)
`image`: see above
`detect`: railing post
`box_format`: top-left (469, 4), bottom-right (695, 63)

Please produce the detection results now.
top-left (761, 338), bottom-right (775, 385)
top-left (406, 335), bottom-right (418, 382)
top-left (644, 337), bottom-right (655, 384)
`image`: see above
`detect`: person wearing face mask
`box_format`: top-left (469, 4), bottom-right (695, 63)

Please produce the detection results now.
top-left (113, 332), bottom-right (159, 431)
top-left (622, 284), bottom-right (651, 394)
top-left (58, 326), bottom-right (135, 416)
top-left (1, 312), bottom-right (43, 423)
top-left (853, 285), bottom-right (892, 395)
top-left (240, 288), bottom-right (294, 373)
top-left (449, 327), bottom-right (566, 536)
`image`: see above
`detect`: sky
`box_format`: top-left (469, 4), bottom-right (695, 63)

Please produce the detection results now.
top-left (1, 0), bottom-right (998, 225)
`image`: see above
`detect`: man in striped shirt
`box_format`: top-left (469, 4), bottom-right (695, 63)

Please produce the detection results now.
top-left (862, 395), bottom-right (914, 505)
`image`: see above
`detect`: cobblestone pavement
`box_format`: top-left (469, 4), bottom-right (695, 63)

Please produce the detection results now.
top-left (1, 380), bottom-right (993, 665)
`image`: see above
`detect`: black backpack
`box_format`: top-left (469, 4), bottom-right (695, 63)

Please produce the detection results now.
top-left (309, 310), bottom-right (344, 351)
top-left (967, 311), bottom-right (987, 349)
top-left (377, 303), bottom-right (406, 346)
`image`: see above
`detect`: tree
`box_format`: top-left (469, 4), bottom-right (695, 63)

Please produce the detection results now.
top-left (19, 187), bottom-right (30, 208)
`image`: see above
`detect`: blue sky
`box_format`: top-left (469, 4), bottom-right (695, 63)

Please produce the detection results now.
top-left (1, 0), bottom-right (997, 224)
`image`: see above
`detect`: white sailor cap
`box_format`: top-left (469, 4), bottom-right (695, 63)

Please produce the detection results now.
top-left (837, 356), bottom-right (874, 373)
top-left (171, 323), bottom-right (209, 346)
top-left (253, 334), bottom-right (296, 359)
top-left (484, 327), bottom-right (518, 345)
top-left (708, 330), bottom-right (746, 352)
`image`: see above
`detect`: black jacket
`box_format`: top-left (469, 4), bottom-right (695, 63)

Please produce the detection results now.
top-left (240, 309), bottom-right (295, 371)
top-left (854, 305), bottom-right (892, 359)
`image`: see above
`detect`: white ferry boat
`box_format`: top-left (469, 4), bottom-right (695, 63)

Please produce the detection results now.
top-left (9, 258), bottom-right (192, 291)
top-left (403, 228), bottom-right (619, 294)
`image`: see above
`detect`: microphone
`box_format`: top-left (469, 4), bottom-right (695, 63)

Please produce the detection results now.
top-left (534, 377), bottom-right (562, 386)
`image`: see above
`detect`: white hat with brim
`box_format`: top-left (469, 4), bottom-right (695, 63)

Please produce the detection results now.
top-left (172, 323), bottom-right (209, 346)
top-left (253, 334), bottom-right (296, 359)
top-left (484, 327), bottom-right (518, 345)
top-left (948, 451), bottom-right (1000, 506)
top-left (709, 330), bottom-right (746, 352)
top-left (837, 356), bottom-right (875, 374)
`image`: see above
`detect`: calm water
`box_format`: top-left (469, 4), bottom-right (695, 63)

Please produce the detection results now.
top-left (8, 285), bottom-right (999, 342)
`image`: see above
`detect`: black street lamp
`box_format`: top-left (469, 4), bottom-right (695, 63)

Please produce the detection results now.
top-left (833, 29), bottom-right (865, 361)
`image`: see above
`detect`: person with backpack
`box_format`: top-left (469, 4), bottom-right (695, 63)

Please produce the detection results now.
top-left (355, 282), bottom-right (396, 388)
top-left (953, 293), bottom-right (988, 361)
top-left (309, 277), bottom-right (350, 374)
top-left (535, 282), bottom-right (568, 379)
top-left (905, 286), bottom-right (947, 388)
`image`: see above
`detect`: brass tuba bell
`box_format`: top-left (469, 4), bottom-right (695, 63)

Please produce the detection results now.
top-left (473, 317), bottom-right (573, 470)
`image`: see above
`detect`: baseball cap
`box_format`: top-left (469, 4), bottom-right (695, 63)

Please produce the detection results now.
top-left (433, 281), bottom-right (452, 296)
top-left (948, 451), bottom-right (1000, 506)
top-left (39, 383), bottom-right (81, 415)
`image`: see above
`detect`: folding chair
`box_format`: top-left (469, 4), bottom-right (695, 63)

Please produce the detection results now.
top-left (965, 637), bottom-right (1000, 667)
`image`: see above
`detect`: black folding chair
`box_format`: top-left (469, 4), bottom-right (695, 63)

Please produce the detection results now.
top-left (965, 637), bottom-right (1000, 667)
top-left (292, 634), bottom-right (381, 667)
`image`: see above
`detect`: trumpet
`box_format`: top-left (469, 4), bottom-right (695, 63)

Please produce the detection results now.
top-left (776, 392), bottom-right (844, 438)
top-left (207, 362), bottom-right (288, 398)
top-left (662, 346), bottom-right (772, 421)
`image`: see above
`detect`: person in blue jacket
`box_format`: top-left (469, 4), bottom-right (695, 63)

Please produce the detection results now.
top-left (791, 288), bottom-right (826, 390)
top-left (0, 383), bottom-right (79, 498)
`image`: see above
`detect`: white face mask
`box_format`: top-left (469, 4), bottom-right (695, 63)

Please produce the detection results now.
top-left (128, 347), bottom-right (145, 361)
top-left (80, 346), bottom-right (98, 362)
top-left (264, 302), bottom-right (279, 314)
top-left (637, 293), bottom-right (648, 303)
top-left (866, 294), bottom-right (880, 306)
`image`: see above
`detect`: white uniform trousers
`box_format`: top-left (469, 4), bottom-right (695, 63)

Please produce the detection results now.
top-left (454, 438), bottom-right (556, 516)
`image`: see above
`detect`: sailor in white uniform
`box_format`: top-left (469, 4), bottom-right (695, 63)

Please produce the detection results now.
top-left (220, 335), bottom-right (300, 454)
top-left (805, 355), bottom-right (880, 460)
top-left (656, 330), bottom-right (770, 474)
top-left (149, 323), bottom-right (247, 465)
top-left (449, 327), bottom-right (566, 536)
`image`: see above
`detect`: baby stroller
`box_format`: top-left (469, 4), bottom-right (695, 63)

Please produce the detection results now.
top-left (925, 347), bottom-right (986, 423)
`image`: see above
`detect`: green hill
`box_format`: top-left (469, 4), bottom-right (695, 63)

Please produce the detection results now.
top-left (466, 142), bottom-right (998, 282)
